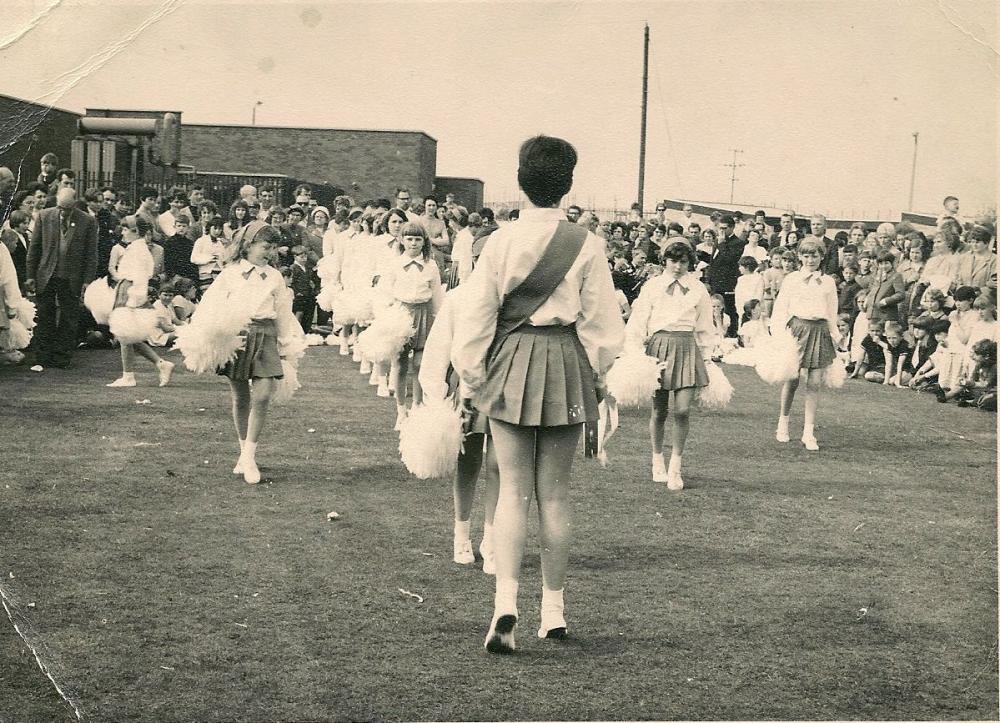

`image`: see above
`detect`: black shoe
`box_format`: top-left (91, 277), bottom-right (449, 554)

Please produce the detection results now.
top-left (543, 627), bottom-right (568, 640)
top-left (935, 389), bottom-right (948, 403)
top-left (484, 614), bottom-right (517, 654)
top-left (956, 400), bottom-right (971, 408)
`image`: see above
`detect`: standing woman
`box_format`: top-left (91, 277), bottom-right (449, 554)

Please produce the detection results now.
top-left (224, 200), bottom-right (250, 240)
top-left (453, 136), bottom-right (624, 653)
top-left (769, 238), bottom-right (840, 451)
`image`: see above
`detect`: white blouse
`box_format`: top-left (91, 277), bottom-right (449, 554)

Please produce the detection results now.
top-left (208, 259), bottom-right (286, 320)
top-left (452, 207), bottom-right (625, 392)
top-left (377, 253), bottom-right (443, 307)
top-left (190, 234), bottom-right (227, 279)
top-left (625, 273), bottom-right (716, 352)
top-left (417, 285), bottom-right (467, 402)
top-left (770, 269), bottom-right (840, 340)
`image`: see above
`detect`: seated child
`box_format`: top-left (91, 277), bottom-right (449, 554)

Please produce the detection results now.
top-left (724, 299), bottom-right (768, 366)
top-left (948, 286), bottom-right (979, 346)
top-left (734, 256), bottom-right (764, 333)
top-left (910, 320), bottom-right (963, 395)
top-left (148, 282), bottom-right (180, 348)
top-left (852, 325), bottom-right (886, 381)
top-left (877, 321), bottom-right (911, 385)
top-left (171, 277), bottom-right (198, 323)
top-left (952, 339), bottom-right (997, 410)
top-left (914, 287), bottom-right (949, 327)
top-left (835, 313), bottom-right (853, 370)
top-left (899, 316), bottom-right (937, 387)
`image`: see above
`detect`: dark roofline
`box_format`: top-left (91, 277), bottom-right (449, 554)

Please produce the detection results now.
top-left (0, 93), bottom-right (81, 117)
top-left (182, 122), bottom-right (436, 143)
top-left (435, 176), bottom-right (484, 184)
top-left (86, 107), bottom-right (184, 115)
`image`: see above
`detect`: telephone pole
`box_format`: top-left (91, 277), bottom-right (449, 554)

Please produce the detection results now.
top-left (724, 149), bottom-right (744, 204)
top-left (908, 132), bottom-right (919, 211)
top-left (637, 24), bottom-right (650, 212)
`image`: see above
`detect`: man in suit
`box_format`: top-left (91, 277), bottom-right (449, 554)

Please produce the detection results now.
top-left (807, 214), bottom-right (840, 277)
top-left (704, 214), bottom-right (746, 336)
top-left (770, 212), bottom-right (796, 248)
top-left (26, 188), bottom-right (98, 368)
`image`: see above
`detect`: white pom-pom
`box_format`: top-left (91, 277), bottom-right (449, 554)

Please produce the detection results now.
top-left (356, 304), bottom-right (415, 364)
top-left (332, 292), bottom-right (358, 325)
top-left (755, 327), bottom-right (800, 385)
top-left (304, 333), bottom-right (325, 346)
top-left (606, 347), bottom-right (661, 406)
top-left (324, 333), bottom-right (339, 346)
top-left (398, 397), bottom-right (464, 479)
top-left (126, 280), bottom-right (149, 308)
top-left (824, 356), bottom-right (847, 388)
top-left (698, 361), bottom-right (734, 409)
top-left (316, 255), bottom-right (338, 282)
top-left (13, 298), bottom-right (36, 330)
top-left (0, 319), bottom-right (31, 351)
top-left (271, 360), bottom-right (301, 405)
top-left (721, 346), bottom-right (758, 367)
top-left (84, 280), bottom-right (116, 325)
top-left (317, 285), bottom-right (339, 312)
top-left (280, 333), bottom-right (308, 362)
top-left (174, 324), bottom-right (245, 373)
top-left (108, 307), bottom-right (160, 345)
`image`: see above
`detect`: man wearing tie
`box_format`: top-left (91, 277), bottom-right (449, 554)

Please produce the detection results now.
top-left (26, 187), bottom-right (98, 368)
top-left (704, 215), bottom-right (746, 337)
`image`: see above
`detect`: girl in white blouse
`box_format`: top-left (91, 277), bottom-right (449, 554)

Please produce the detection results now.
top-left (769, 238), bottom-right (840, 451)
top-left (106, 217), bottom-right (175, 389)
top-left (452, 136), bottom-right (625, 654)
top-left (199, 221), bottom-right (302, 484)
top-left (626, 241), bottom-right (715, 489)
top-left (376, 222), bottom-right (444, 430)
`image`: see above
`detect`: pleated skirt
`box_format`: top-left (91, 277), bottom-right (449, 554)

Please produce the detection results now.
top-left (479, 324), bottom-right (597, 427)
top-left (403, 301), bottom-right (434, 352)
top-left (218, 319), bottom-right (284, 381)
top-left (646, 330), bottom-right (709, 390)
top-left (113, 279), bottom-right (133, 309)
top-left (788, 316), bottom-right (836, 369)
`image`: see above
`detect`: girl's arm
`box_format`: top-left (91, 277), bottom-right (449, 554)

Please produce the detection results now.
top-left (694, 288), bottom-right (718, 358)
top-left (623, 281), bottom-right (653, 350)
top-left (190, 238), bottom-right (215, 266)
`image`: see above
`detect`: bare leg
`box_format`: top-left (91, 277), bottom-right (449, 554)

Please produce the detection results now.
top-left (247, 377), bottom-right (275, 444)
top-left (410, 350), bottom-right (424, 406)
top-left (780, 375), bottom-right (800, 416)
top-left (482, 437), bottom-right (500, 526)
top-left (133, 341), bottom-right (161, 365)
top-left (393, 352), bottom-right (410, 415)
top-left (227, 379), bottom-right (251, 442)
top-left (534, 423), bottom-right (582, 593)
top-left (488, 420), bottom-right (536, 587)
top-left (649, 389), bottom-right (669, 455)
top-left (670, 387), bottom-right (695, 458)
top-left (120, 343), bottom-right (135, 373)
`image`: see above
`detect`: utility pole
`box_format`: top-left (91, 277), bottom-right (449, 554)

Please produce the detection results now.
top-left (637, 23), bottom-right (649, 212)
top-left (252, 100), bottom-right (263, 126)
top-left (908, 132), bottom-right (919, 211)
top-left (724, 149), bottom-right (744, 204)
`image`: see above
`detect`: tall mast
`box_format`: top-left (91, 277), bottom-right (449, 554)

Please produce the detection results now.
top-left (637, 23), bottom-right (649, 212)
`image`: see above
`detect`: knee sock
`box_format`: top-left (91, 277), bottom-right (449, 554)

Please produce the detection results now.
top-left (243, 440), bottom-right (258, 462)
top-left (803, 397), bottom-right (817, 438)
top-left (454, 519), bottom-right (471, 543)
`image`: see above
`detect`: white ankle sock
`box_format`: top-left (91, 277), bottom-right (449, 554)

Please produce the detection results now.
top-left (454, 519), bottom-right (471, 542)
top-left (243, 440), bottom-right (258, 462)
top-left (541, 587), bottom-right (564, 612)
top-left (802, 424), bottom-right (815, 439)
top-left (668, 454), bottom-right (681, 472)
top-left (238, 438), bottom-right (245, 455)
top-left (482, 521), bottom-right (493, 543)
top-left (494, 577), bottom-right (519, 617)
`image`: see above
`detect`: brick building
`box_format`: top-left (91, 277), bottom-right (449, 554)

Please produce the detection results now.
top-left (0, 94), bottom-right (81, 181)
top-left (182, 124), bottom-right (438, 202)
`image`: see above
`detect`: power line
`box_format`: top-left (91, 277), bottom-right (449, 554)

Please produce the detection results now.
top-left (723, 149), bottom-right (744, 203)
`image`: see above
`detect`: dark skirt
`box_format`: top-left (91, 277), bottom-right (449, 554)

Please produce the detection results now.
top-left (113, 279), bottom-right (133, 309)
top-left (218, 319), bottom-right (284, 381)
top-left (789, 316), bottom-right (836, 369)
top-left (403, 301), bottom-right (434, 352)
top-left (479, 324), bottom-right (597, 427)
top-left (645, 330), bottom-right (709, 390)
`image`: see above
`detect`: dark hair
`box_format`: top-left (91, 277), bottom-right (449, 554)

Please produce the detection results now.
top-left (516, 135), bottom-right (577, 207)
top-left (687, 222), bottom-right (701, 233)
top-left (943, 195), bottom-right (958, 204)
top-left (41, 152), bottom-right (58, 164)
top-left (755, 210), bottom-right (766, 218)
top-left (667, 222), bottom-right (684, 235)
top-left (719, 215), bottom-right (735, 227)
top-left (207, 215), bottom-right (225, 229)
top-left (133, 216), bottom-right (154, 238)
top-left (741, 298), bottom-right (761, 324)
top-left (935, 231), bottom-right (961, 253)
top-left (376, 198), bottom-right (392, 210)
top-left (834, 231), bottom-right (849, 243)
top-left (424, 195), bottom-right (439, 205)
top-left (508, 209), bottom-right (520, 221)
top-left (931, 318), bottom-right (951, 335)
top-left (876, 251), bottom-right (895, 265)
top-left (139, 187), bottom-right (158, 201)
top-left (953, 285), bottom-right (978, 302)
top-left (968, 225), bottom-right (995, 245)
top-left (398, 222), bottom-right (431, 259)
top-left (8, 210), bottom-right (29, 227)
top-left (230, 220), bottom-right (281, 262)
top-left (158, 281), bottom-right (175, 294)
top-left (385, 207), bottom-right (408, 229)
top-left (738, 256), bottom-right (759, 271)
top-left (843, 244), bottom-right (858, 254)
top-left (478, 207), bottom-right (495, 224)
top-left (174, 277), bottom-right (195, 295)
top-left (294, 184), bottom-right (313, 195)
top-left (661, 240), bottom-right (697, 269)
top-left (170, 192), bottom-right (188, 204)
top-left (972, 338), bottom-right (997, 366)
top-left (733, 211), bottom-right (744, 220)
top-left (25, 181), bottom-right (47, 194)
top-left (55, 167), bottom-right (75, 181)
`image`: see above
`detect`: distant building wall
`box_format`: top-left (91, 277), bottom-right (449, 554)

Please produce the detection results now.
top-left (0, 94), bottom-right (81, 183)
top-left (181, 124), bottom-right (437, 201)
top-left (434, 177), bottom-right (484, 211)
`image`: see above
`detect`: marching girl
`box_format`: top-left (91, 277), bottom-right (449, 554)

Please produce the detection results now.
top-left (769, 238), bottom-right (840, 451)
top-left (368, 209), bottom-right (407, 396)
top-left (452, 135), bottom-right (624, 653)
top-left (194, 221), bottom-right (303, 484)
top-left (376, 222), bottom-right (444, 430)
top-left (321, 207), bottom-right (375, 357)
top-left (418, 283), bottom-right (500, 571)
top-left (106, 216), bottom-right (175, 388)
top-left (625, 240), bottom-right (716, 490)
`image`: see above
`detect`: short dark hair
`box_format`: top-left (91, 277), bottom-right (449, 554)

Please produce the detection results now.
top-left (876, 251), bottom-right (895, 264)
top-left (41, 152), bottom-right (58, 164)
top-left (719, 215), bottom-right (735, 227)
top-left (738, 256), bottom-right (759, 271)
top-left (972, 338), bottom-right (997, 365)
top-left (517, 135), bottom-right (577, 207)
top-left (755, 210), bottom-right (766, 218)
top-left (667, 222), bottom-right (684, 235)
top-left (953, 285), bottom-right (978, 302)
top-left (207, 216), bottom-right (225, 229)
top-left (843, 244), bottom-right (858, 254)
top-left (661, 240), bottom-right (697, 269)
top-left (478, 207), bottom-right (495, 224)
top-left (139, 187), bottom-right (158, 201)
top-left (943, 195), bottom-right (958, 204)
top-left (8, 210), bottom-right (29, 227)
top-left (56, 168), bottom-right (75, 181)
top-left (508, 209), bottom-right (520, 221)
top-left (567, 204), bottom-right (582, 213)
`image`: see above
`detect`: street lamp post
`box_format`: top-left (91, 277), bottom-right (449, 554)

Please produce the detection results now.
top-left (252, 100), bottom-right (263, 126)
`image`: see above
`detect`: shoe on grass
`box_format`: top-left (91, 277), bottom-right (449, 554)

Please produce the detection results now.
top-left (484, 614), bottom-right (517, 654)
top-left (106, 374), bottom-right (136, 387)
top-left (453, 539), bottom-right (474, 565)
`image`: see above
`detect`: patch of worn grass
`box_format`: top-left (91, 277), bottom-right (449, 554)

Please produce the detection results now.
top-left (0, 347), bottom-right (995, 721)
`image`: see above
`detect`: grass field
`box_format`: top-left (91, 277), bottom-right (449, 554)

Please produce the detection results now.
top-left (0, 345), bottom-right (996, 722)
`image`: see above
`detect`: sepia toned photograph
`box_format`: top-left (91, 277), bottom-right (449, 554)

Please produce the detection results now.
top-left (0, 1), bottom-right (996, 720)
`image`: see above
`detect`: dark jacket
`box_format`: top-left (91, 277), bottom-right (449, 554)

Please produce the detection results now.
top-left (27, 206), bottom-right (98, 295)
top-left (864, 270), bottom-right (907, 324)
top-left (705, 234), bottom-right (746, 294)
top-left (163, 233), bottom-right (199, 282)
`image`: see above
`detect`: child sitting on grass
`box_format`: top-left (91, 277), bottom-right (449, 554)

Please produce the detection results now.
top-left (851, 325), bottom-right (885, 381)
top-left (876, 321), bottom-right (910, 386)
top-left (899, 316), bottom-right (937, 387)
top-left (171, 277), bottom-right (198, 323)
top-left (945, 339), bottom-right (997, 409)
top-left (149, 282), bottom-right (181, 348)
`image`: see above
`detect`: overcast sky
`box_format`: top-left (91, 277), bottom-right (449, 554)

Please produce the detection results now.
top-left (2, 0), bottom-right (996, 217)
